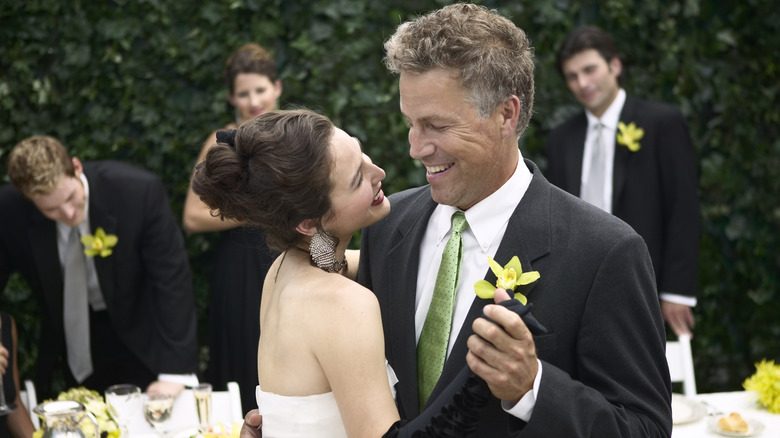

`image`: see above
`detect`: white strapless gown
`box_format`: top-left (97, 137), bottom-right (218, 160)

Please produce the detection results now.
top-left (257, 362), bottom-right (398, 438)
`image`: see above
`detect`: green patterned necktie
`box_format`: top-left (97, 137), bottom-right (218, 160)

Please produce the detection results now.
top-left (417, 211), bottom-right (468, 410)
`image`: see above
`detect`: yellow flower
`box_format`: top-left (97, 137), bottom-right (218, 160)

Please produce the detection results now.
top-left (616, 121), bottom-right (644, 152)
top-left (80, 227), bottom-right (118, 257)
top-left (34, 387), bottom-right (120, 437)
top-left (474, 256), bottom-right (540, 305)
top-left (743, 359), bottom-right (780, 413)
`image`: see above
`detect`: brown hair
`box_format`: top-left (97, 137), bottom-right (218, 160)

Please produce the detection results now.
top-left (7, 135), bottom-right (75, 198)
top-left (556, 26), bottom-right (623, 85)
top-left (225, 43), bottom-right (278, 94)
top-left (384, 3), bottom-right (535, 135)
top-left (191, 109), bottom-right (335, 252)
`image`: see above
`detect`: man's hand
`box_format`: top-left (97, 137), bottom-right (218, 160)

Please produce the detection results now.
top-left (146, 381), bottom-right (184, 397)
top-left (661, 300), bottom-right (694, 337)
top-left (466, 288), bottom-right (538, 404)
top-left (240, 409), bottom-right (262, 438)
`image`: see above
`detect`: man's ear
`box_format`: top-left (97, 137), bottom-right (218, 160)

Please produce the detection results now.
top-left (609, 57), bottom-right (623, 79)
top-left (295, 218), bottom-right (319, 237)
top-left (499, 95), bottom-right (521, 138)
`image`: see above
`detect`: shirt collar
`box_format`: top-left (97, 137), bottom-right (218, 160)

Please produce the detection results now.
top-left (431, 150), bottom-right (532, 251)
top-left (586, 88), bottom-right (626, 131)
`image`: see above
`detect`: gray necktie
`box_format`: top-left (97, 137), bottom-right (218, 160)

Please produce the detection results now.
top-left (582, 122), bottom-right (607, 211)
top-left (63, 227), bottom-right (93, 383)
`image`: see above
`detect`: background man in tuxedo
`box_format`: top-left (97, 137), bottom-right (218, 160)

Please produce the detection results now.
top-left (356, 4), bottom-right (670, 436)
top-left (545, 26), bottom-right (700, 336)
top-left (0, 135), bottom-right (198, 397)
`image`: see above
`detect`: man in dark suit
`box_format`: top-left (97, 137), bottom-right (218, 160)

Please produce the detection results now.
top-left (545, 26), bottom-right (700, 336)
top-left (238, 5), bottom-right (671, 437)
top-left (0, 135), bottom-right (198, 398)
top-left (356, 4), bottom-right (671, 436)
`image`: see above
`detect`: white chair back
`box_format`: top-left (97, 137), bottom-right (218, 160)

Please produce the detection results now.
top-left (19, 379), bottom-right (40, 428)
top-left (666, 334), bottom-right (697, 397)
top-left (227, 381), bottom-right (243, 422)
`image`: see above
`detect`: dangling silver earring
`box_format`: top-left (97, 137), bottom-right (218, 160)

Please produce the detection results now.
top-left (235, 107), bottom-right (242, 125)
top-left (309, 229), bottom-right (347, 272)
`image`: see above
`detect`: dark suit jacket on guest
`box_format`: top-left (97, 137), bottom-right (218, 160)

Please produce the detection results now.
top-left (0, 160), bottom-right (198, 395)
top-left (358, 160), bottom-right (672, 437)
top-left (546, 95), bottom-right (700, 298)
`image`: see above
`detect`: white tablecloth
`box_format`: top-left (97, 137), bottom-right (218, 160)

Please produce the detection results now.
top-left (673, 391), bottom-right (780, 437)
top-left (127, 387), bottom-right (243, 437)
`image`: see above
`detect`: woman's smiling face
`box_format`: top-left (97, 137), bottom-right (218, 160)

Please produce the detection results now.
top-left (229, 73), bottom-right (282, 123)
top-left (322, 128), bottom-right (390, 239)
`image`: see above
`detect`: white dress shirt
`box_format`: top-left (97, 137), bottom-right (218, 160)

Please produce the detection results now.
top-left (415, 152), bottom-right (541, 421)
top-left (580, 88), bottom-right (626, 214)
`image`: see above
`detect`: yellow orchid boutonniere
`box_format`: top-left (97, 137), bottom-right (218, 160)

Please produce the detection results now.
top-left (474, 256), bottom-right (540, 305)
top-left (80, 227), bottom-right (118, 257)
top-left (616, 121), bottom-right (644, 152)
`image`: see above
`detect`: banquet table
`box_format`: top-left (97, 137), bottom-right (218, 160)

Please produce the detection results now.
top-left (127, 383), bottom-right (244, 437)
top-left (673, 391), bottom-right (780, 437)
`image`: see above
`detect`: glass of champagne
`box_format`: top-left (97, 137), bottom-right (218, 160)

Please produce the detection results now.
top-left (105, 384), bottom-right (141, 436)
top-left (192, 383), bottom-right (213, 433)
top-left (144, 393), bottom-right (174, 436)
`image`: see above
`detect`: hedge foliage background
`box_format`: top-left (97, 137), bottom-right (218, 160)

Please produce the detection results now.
top-left (1, 0), bottom-right (778, 395)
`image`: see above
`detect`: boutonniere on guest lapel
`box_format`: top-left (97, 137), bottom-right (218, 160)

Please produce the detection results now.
top-left (617, 121), bottom-right (644, 152)
top-left (474, 256), bottom-right (540, 305)
top-left (80, 227), bottom-right (118, 257)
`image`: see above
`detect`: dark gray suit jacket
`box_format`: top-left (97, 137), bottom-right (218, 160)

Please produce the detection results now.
top-left (358, 160), bottom-right (672, 437)
top-left (546, 95), bottom-right (700, 298)
top-left (0, 160), bottom-right (197, 395)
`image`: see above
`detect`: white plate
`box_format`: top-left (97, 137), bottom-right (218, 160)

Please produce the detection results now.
top-left (672, 393), bottom-right (707, 425)
top-left (707, 416), bottom-right (766, 436)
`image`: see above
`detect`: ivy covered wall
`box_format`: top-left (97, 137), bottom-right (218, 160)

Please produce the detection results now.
top-left (2, 0), bottom-right (778, 394)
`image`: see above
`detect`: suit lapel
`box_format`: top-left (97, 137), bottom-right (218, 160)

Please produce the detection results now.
top-left (564, 114), bottom-right (588, 196)
top-left (28, 213), bottom-right (64, 325)
top-left (613, 96), bottom-right (636, 208)
top-left (84, 167), bottom-right (117, 308)
top-left (386, 189), bottom-right (437, 415)
top-left (427, 160), bottom-right (552, 407)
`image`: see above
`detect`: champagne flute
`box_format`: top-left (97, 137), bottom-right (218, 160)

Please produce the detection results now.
top-left (144, 393), bottom-right (174, 436)
top-left (0, 326), bottom-right (17, 415)
top-left (192, 383), bottom-right (212, 433)
top-left (105, 384), bottom-right (141, 436)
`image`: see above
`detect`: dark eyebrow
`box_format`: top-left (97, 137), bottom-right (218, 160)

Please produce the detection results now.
top-left (351, 162), bottom-right (363, 188)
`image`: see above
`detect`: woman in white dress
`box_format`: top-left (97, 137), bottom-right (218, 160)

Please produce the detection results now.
top-left (191, 109), bottom-right (505, 437)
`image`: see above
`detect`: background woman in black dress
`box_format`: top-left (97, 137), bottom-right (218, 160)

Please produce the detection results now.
top-left (182, 43), bottom-right (282, 411)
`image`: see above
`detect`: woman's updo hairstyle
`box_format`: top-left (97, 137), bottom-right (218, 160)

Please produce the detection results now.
top-left (191, 109), bottom-right (335, 252)
top-left (225, 43), bottom-right (278, 94)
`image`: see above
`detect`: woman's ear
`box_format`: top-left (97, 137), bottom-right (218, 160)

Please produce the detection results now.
top-left (273, 79), bottom-right (283, 99)
top-left (72, 157), bottom-right (83, 177)
top-left (295, 218), bottom-right (319, 237)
